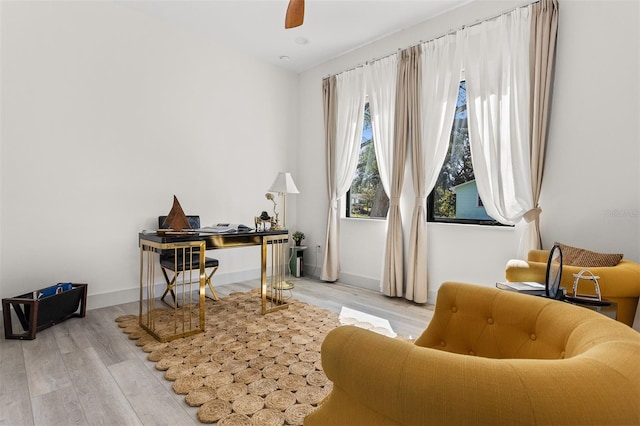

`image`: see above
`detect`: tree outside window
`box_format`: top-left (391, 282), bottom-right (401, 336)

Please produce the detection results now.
top-left (428, 81), bottom-right (498, 224)
top-left (347, 102), bottom-right (389, 218)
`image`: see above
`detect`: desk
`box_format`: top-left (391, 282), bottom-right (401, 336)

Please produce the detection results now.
top-left (139, 229), bottom-right (289, 341)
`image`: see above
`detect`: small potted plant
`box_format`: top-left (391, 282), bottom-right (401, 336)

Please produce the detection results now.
top-left (292, 231), bottom-right (305, 246)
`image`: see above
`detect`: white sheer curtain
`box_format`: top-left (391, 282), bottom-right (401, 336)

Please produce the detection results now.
top-left (406, 33), bottom-right (463, 303)
top-left (320, 68), bottom-right (367, 281)
top-left (463, 6), bottom-right (535, 258)
top-left (365, 54), bottom-right (398, 289)
top-left (366, 54), bottom-right (397, 198)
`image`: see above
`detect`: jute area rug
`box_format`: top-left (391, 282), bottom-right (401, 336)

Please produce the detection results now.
top-left (115, 289), bottom-right (340, 425)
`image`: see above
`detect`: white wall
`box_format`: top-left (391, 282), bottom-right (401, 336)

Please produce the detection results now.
top-left (296, 0), bottom-right (640, 302)
top-left (0, 1), bottom-right (299, 307)
top-left (540, 0), bottom-right (639, 255)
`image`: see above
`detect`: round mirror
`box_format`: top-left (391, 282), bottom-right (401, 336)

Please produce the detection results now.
top-left (545, 244), bottom-right (563, 299)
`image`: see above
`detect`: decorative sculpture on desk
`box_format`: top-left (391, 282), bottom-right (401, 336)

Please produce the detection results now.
top-left (159, 195), bottom-right (193, 235)
top-left (255, 210), bottom-right (277, 231)
top-left (265, 193), bottom-right (282, 230)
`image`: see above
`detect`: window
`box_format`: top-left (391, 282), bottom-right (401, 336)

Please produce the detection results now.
top-left (346, 102), bottom-right (389, 218)
top-left (427, 81), bottom-right (501, 225)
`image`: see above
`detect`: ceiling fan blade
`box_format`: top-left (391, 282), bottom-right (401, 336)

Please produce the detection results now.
top-left (285, 0), bottom-right (304, 29)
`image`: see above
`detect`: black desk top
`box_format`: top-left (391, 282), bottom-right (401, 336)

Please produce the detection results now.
top-left (139, 229), bottom-right (289, 249)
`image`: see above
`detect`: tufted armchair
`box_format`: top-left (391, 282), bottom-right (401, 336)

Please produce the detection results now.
top-left (505, 249), bottom-right (640, 326)
top-left (304, 281), bottom-right (640, 425)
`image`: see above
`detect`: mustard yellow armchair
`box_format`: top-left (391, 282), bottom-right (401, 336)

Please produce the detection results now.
top-left (305, 282), bottom-right (640, 426)
top-left (505, 249), bottom-right (640, 326)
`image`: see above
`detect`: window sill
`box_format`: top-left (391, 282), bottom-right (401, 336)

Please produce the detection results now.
top-left (427, 221), bottom-right (515, 230)
top-left (342, 216), bottom-right (387, 223)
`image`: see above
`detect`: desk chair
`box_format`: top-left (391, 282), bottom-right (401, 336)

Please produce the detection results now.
top-left (158, 216), bottom-right (220, 306)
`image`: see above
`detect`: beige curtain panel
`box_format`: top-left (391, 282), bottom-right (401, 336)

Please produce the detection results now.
top-left (523, 0), bottom-right (558, 255)
top-left (321, 69), bottom-right (367, 282)
top-left (406, 33), bottom-right (463, 303)
top-left (320, 76), bottom-right (338, 281)
top-left (381, 45), bottom-right (420, 297)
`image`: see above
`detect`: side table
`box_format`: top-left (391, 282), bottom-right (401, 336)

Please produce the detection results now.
top-left (290, 246), bottom-right (307, 278)
top-left (496, 282), bottom-right (618, 321)
top-left (564, 298), bottom-right (618, 321)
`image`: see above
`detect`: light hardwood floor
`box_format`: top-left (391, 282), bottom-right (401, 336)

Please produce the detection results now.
top-left (0, 278), bottom-right (434, 426)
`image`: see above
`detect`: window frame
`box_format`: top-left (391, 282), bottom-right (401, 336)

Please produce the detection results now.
top-left (426, 80), bottom-right (509, 227)
top-left (426, 194), bottom-right (506, 226)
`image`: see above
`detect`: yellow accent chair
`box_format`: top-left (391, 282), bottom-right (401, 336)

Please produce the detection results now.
top-left (505, 249), bottom-right (640, 326)
top-left (304, 282), bottom-right (640, 426)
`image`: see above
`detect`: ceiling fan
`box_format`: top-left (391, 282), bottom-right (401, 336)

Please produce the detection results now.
top-left (285, 0), bottom-right (305, 29)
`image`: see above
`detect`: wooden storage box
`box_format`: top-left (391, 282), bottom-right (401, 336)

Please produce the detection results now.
top-left (2, 283), bottom-right (87, 340)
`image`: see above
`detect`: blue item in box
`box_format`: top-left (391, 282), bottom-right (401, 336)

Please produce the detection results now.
top-left (37, 282), bottom-right (73, 300)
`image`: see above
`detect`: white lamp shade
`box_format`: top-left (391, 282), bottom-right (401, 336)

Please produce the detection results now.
top-left (269, 172), bottom-right (300, 194)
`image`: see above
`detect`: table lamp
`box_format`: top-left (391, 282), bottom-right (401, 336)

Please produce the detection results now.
top-left (267, 172), bottom-right (299, 230)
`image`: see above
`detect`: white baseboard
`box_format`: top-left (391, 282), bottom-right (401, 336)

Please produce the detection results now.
top-left (332, 271), bottom-right (438, 303)
top-left (337, 272), bottom-right (381, 292)
top-left (81, 269), bottom-right (263, 310)
top-left (0, 269), bottom-right (436, 315)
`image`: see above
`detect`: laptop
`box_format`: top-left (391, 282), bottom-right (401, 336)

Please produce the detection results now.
top-left (497, 280), bottom-right (547, 295)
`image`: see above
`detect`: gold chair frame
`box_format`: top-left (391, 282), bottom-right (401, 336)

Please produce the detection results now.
top-left (159, 256), bottom-right (219, 306)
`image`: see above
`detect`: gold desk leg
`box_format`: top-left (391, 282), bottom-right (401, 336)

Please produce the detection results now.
top-left (261, 235), bottom-right (289, 314)
top-left (139, 243), bottom-right (145, 328)
top-left (198, 241), bottom-right (206, 332)
top-left (139, 242), bottom-right (157, 336)
top-left (139, 240), bottom-right (206, 342)
top-left (261, 238), bottom-right (267, 313)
